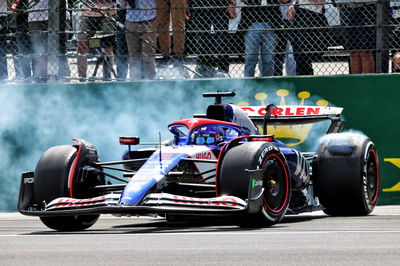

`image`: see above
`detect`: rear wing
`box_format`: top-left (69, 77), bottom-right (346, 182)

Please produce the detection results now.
top-left (241, 105), bottom-right (345, 134)
top-left (240, 106), bottom-right (343, 119)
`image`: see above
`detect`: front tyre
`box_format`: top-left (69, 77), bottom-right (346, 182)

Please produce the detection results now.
top-left (40, 215), bottom-right (100, 231)
top-left (218, 142), bottom-right (291, 226)
top-left (34, 145), bottom-right (100, 231)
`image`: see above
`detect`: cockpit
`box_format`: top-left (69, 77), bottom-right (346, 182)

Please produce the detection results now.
top-left (168, 122), bottom-right (242, 146)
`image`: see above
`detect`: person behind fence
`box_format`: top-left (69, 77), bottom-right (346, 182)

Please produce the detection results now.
top-left (156, 0), bottom-right (188, 67)
top-left (336, 0), bottom-right (376, 74)
top-left (124, 0), bottom-right (157, 80)
top-left (392, 52), bottom-right (400, 73)
top-left (288, 0), bottom-right (329, 75)
top-left (26, 0), bottom-right (71, 83)
top-left (116, 0), bottom-right (129, 80)
top-left (0, 0), bottom-right (8, 81)
top-left (11, 0), bottom-right (32, 81)
top-left (389, 2), bottom-right (400, 73)
top-left (28, 0), bottom-right (50, 83)
top-left (77, 0), bottom-right (116, 81)
top-left (189, 0), bottom-right (237, 78)
top-left (239, 0), bottom-right (284, 77)
top-left (274, 0), bottom-right (296, 76)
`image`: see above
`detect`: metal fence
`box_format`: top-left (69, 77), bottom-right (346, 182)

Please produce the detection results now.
top-left (0, 0), bottom-right (399, 83)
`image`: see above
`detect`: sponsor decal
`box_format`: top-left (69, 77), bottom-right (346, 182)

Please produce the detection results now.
top-left (47, 194), bottom-right (120, 209)
top-left (249, 137), bottom-right (273, 142)
top-left (236, 90), bottom-right (339, 147)
top-left (242, 106), bottom-right (322, 117)
top-left (83, 141), bottom-right (97, 151)
top-left (258, 145), bottom-right (275, 166)
top-left (24, 177), bottom-right (34, 184)
top-left (52, 195), bottom-right (107, 208)
top-left (252, 178), bottom-right (263, 188)
top-left (172, 195), bottom-right (239, 207)
top-left (383, 158), bottom-right (400, 192)
top-left (196, 152), bottom-right (213, 160)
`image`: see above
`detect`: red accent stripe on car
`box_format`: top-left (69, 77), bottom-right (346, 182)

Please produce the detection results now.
top-left (68, 139), bottom-right (83, 198)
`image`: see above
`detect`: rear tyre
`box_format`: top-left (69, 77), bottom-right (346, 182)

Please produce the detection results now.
top-left (218, 142), bottom-right (291, 226)
top-left (314, 134), bottom-right (380, 216)
top-left (34, 145), bottom-right (100, 231)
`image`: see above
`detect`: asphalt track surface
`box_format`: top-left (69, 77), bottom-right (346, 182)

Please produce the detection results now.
top-left (1, 206), bottom-right (400, 266)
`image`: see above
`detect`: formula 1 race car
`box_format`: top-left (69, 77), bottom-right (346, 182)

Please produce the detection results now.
top-left (18, 92), bottom-right (380, 231)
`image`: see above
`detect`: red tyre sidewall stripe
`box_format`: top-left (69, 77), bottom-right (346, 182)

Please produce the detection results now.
top-left (262, 154), bottom-right (290, 214)
top-left (68, 139), bottom-right (83, 198)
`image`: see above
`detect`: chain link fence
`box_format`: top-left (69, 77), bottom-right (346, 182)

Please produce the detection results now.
top-left (0, 0), bottom-right (399, 83)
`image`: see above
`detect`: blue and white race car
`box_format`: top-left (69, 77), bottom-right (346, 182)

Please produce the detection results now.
top-left (18, 92), bottom-right (380, 231)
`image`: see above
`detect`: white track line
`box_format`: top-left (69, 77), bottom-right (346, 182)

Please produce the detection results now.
top-left (1, 230), bottom-right (400, 237)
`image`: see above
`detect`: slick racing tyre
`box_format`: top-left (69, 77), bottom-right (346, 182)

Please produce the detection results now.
top-left (218, 142), bottom-right (291, 226)
top-left (314, 133), bottom-right (380, 216)
top-left (34, 145), bottom-right (101, 231)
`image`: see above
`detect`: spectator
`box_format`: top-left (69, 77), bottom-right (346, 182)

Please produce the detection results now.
top-left (27, 0), bottom-right (71, 82)
top-left (239, 0), bottom-right (284, 77)
top-left (189, 0), bottom-right (237, 78)
top-left (77, 0), bottom-right (116, 81)
top-left (274, 0), bottom-right (296, 76)
top-left (337, 0), bottom-right (376, 74)
top-left (156, 0), bottom-right (188, 67)
top-left (28, 0), bottom-right (49, 83)
top-left (288, 0), bottom-right (329, 75)
top-left (11, 0), bottom-right (32, 81)
top-left (0, 0), bottom-right (8, 81)
top-left (116, 0), bottom-right (129, 80)
top-left (389, 1), bottom-right (400, 73)
top-left (392, 52), bottom-right (400, 73)
top-left (124, 0), bottom-right (157, 80)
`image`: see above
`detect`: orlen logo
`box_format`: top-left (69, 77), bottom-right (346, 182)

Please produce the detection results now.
top-left (196, 152), bottom-right (212, 160)
top-left (237, 90), bottom-right (332, 147)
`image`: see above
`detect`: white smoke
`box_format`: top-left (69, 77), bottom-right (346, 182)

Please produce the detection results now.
top-left (316, 130), bottom-right (369, 148)
top-left (0, 81), bottom-right (206, 211)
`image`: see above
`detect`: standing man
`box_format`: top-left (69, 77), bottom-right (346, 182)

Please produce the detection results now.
top-left (116, 0), bottom-right (129, 80)
top-left (0, 0), bottom-right (8, 81)
top-left (77, 0), bottom-right (116, 81)
top-left (124, 0), bottom-right (157, 80)
top-left (189, 0), bottom-right (237, 78)
top-left (156, 0), bottom-right (188, 67)
top-left (336, 0), bottom-right (376, 74)
top-left (288, 0), bottom-right (329, 75)
top-left (28, 0), bottom-right (49, 83)
top-left (11, 0), bottom-right (32, 81)
top-left (239, 0), bottom-right (284, 77)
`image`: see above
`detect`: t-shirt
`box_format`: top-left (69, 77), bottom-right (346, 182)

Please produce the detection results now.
top-left (298, 0), bottom-right (324, 14)
top-left (0, 1), bottom-right (7, 16)
top-left (125, 0), bottom-right (156, 22)
top-left (191, 1), bottom-right (230, 8)
top-left (240, 0), bottom-right (283, 29)
top-left (28, 0), bottom-right (70, 22)
top-left (28, 0), bottom-right (48, 22)
top-left (82, 0), bottom-right (116, 17)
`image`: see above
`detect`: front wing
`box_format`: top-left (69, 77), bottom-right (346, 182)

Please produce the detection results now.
top-left (18, 169), bottom-right (265, 217)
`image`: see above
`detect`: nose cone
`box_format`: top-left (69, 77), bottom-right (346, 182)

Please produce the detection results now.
top-left (119, 178), bottom-right (158, 206)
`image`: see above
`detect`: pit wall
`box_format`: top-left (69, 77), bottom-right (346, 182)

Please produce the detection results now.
top-left (1, 74), bottom-right (399, 211)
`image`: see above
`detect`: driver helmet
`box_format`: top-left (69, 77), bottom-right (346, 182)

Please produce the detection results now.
top-left (193, 125), bottom-right (224, 145)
